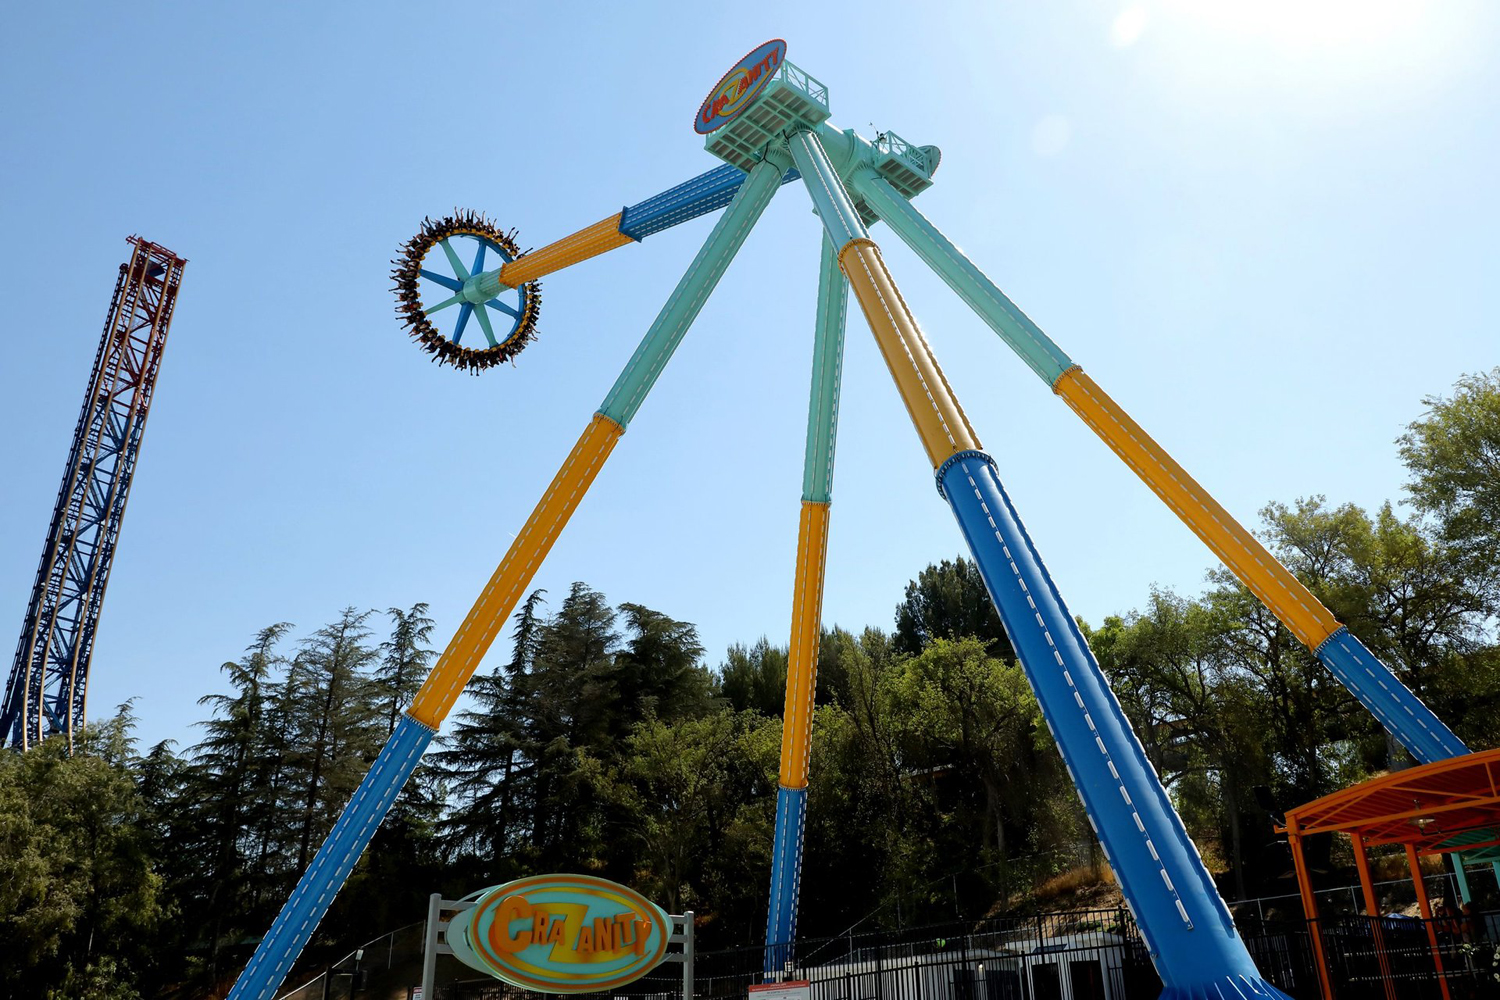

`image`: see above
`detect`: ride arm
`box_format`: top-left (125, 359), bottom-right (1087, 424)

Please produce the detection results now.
top-left (226, 151), bottom-right (788, 1000)
top-left (852, 170), bottom-right (1467, 765)
top-left (467, 163), bottom-right (801, 294)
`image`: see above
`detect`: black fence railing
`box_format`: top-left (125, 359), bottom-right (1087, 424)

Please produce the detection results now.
top-left (1263, 911), bottom-right (1500, 1000)
top-left (294, 905), bottom-right (1500, 1000)
top-left (437, 910), bottom-right (1165, 1000)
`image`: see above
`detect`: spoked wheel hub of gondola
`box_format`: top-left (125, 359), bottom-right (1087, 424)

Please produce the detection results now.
top-left (392, 211), bottom-right (541, 372)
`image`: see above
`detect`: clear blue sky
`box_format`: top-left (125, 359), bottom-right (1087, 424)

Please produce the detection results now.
top-left (1, 2), bottom-right (1495, 752)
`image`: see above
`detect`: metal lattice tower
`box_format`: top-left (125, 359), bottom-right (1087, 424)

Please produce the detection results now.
top-left (1, 237), bottom-right (186, 750)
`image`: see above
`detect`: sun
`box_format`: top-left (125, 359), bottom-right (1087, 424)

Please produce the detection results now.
top-left (1160, 0), bottom-right (1433, 50)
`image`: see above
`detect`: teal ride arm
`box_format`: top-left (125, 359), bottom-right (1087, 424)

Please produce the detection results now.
top-left (600, 153), bottom-right (788, 427)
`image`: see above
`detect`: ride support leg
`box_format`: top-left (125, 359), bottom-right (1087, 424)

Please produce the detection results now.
top-left (764, 234), bottom-right (848, 974)
top-left (852, 172), bottom-right (1467, 766)
top-left (794, 129), bottom-right (1288, 1000)
top-left (226, 151), bottom-right (788, 1000)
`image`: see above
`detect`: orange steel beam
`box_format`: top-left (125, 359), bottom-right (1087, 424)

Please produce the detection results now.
top-left (1288, 821), bottom-right (1335, 1000)
top-left (838, 238), bottom-right (979, 467)
top-left (1291, 795), bottom-right (1500, 838)
top-left (1406, 842), bottom-right (1452, 1000)
top-left (1352, 833), bottom-right (1398, 1000)
top-left (1052, 368), bottom-right (1341, 649)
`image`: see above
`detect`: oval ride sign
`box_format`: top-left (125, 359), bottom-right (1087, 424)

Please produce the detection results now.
top-left (448, 874), bottom-right (674, 993)
top-left (695, 39), bottom-right (787, 135)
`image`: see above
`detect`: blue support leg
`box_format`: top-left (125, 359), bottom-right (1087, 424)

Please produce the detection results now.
top-left (227, 715), bottom-right (436, 1000)
top-left (764, 786), bottom-right (808, 975)
top-left (1314, 628), bottom-right (1467, 764)
top-left (937, 450), bottom-right (1289, 1000)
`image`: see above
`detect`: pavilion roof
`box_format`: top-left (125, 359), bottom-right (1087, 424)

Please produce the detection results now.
top-left (1282, 746), bottom-right (1500, 857)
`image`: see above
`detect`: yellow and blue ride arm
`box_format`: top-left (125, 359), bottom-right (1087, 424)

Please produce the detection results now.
top-left (792, 129), bottom-right (1290, 999)
top-left (458, 163), bottom-right (801, 296)
top-left (850, 171), bottom-right (1468, 767)
top-left (764, 233), bottom-right (847, 973)
top-left (226, 153), bottom-right (789, 1000)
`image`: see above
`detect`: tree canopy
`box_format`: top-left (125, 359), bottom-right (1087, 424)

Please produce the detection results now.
top-left (4, 369), bottom-right (1499, 999)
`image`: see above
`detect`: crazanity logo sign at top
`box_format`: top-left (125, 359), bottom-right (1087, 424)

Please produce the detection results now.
top-left (695, 39), bottom-right (787, 135)
top-left (447, 874), bottom-right (674, 993)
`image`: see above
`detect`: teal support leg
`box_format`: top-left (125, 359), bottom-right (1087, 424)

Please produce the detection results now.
top-left (851, 172), bottom-right (1072, 385)
top-left (601, 151), bottom-right (789, 427)
top-left (764, 234), bottom-right (848, 975)
top-left (225, 151), bottom-right (787, 1000)
top-left (1452, 855), bottom-right (1472, 905)
top-left (799, 234), bottom-right (848, 506)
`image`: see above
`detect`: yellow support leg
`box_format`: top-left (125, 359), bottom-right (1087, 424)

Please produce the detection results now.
top-left (778, 501), bottom-right (831, 788)
top-left (1051, 367), bottom-right (1341, 650)
top-left (407, 412), bottom-right (623, 727)
top-left (838, 238), bottom-right (979, 467)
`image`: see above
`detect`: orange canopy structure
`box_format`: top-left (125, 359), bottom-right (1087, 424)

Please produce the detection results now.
top-left (1280, 746), bottom-right (1500, 1000)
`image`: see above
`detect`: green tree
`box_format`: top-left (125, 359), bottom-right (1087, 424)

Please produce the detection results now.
top-left (287, 608), bottom-right (383, 871)
top-left (378, 603), bottom-right (436, 735)
top-left (1400, 367), bottom-right (1500, 571)
top-left (893, 557), bottom-right (1014, 661)
top-left (885, 638), bottom-right (1044, 905)
top-left (716, 638), bottom-right (787, 717)
top-left (613, 603), bottom-right (711, 726)
top-left (602, 711), bottom-right (744, 913)
top-left (0, 711), bottom-right (165, 1000)
top-left (1260, 496), bottom-right (1493, 763)
top-left (176, 624), bottom-right (292, 977)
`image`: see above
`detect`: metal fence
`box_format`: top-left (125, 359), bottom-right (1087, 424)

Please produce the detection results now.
top-left (276, 920), bottom-right (429, 1000)
top-left (435, 910), bottom-right (1162, 1000)
top-left (276, 905), bottom-right (1500, 1000)
top-left (1228, 866), bottom-right (1500, 927)
top-left (1237, 911), bottom-right (1500, 1000)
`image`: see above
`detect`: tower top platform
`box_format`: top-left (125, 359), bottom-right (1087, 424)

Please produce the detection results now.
top-left (703, 58), bottom-right (830, 172)
top-left (698, 50), bottom-right (940, 209)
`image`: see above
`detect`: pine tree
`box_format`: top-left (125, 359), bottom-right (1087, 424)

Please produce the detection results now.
top-left (438, 589), bottom-right (546, 872)
top-left (185, 623), bottom-right (292, 976)
top-left (613, 603), bottom-right (710, 730)
top-left (287, 609), bottom-right (382, 871)
top-left (377, 603), bottom-right (436, 735)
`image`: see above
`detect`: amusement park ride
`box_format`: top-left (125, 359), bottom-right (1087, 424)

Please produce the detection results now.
top-left (2, 239), bottom-right (186, 750)
top-left (229, 41), bottom-right (1474, 1000)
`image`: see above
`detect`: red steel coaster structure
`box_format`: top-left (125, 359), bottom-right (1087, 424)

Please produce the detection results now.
top-left (1, 237), bottom-right (187, 750)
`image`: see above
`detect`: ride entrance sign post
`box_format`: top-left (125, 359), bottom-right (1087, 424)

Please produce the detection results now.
top-left (750, 980), bottom-right (812, 1000)
top-left (420, 875), bottom-right (694, 998)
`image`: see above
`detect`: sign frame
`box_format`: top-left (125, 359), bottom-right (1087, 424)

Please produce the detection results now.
top-left (421, 887), bottom-right (696, 998)
top-left (694, 39), bottom-right (788, 135)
